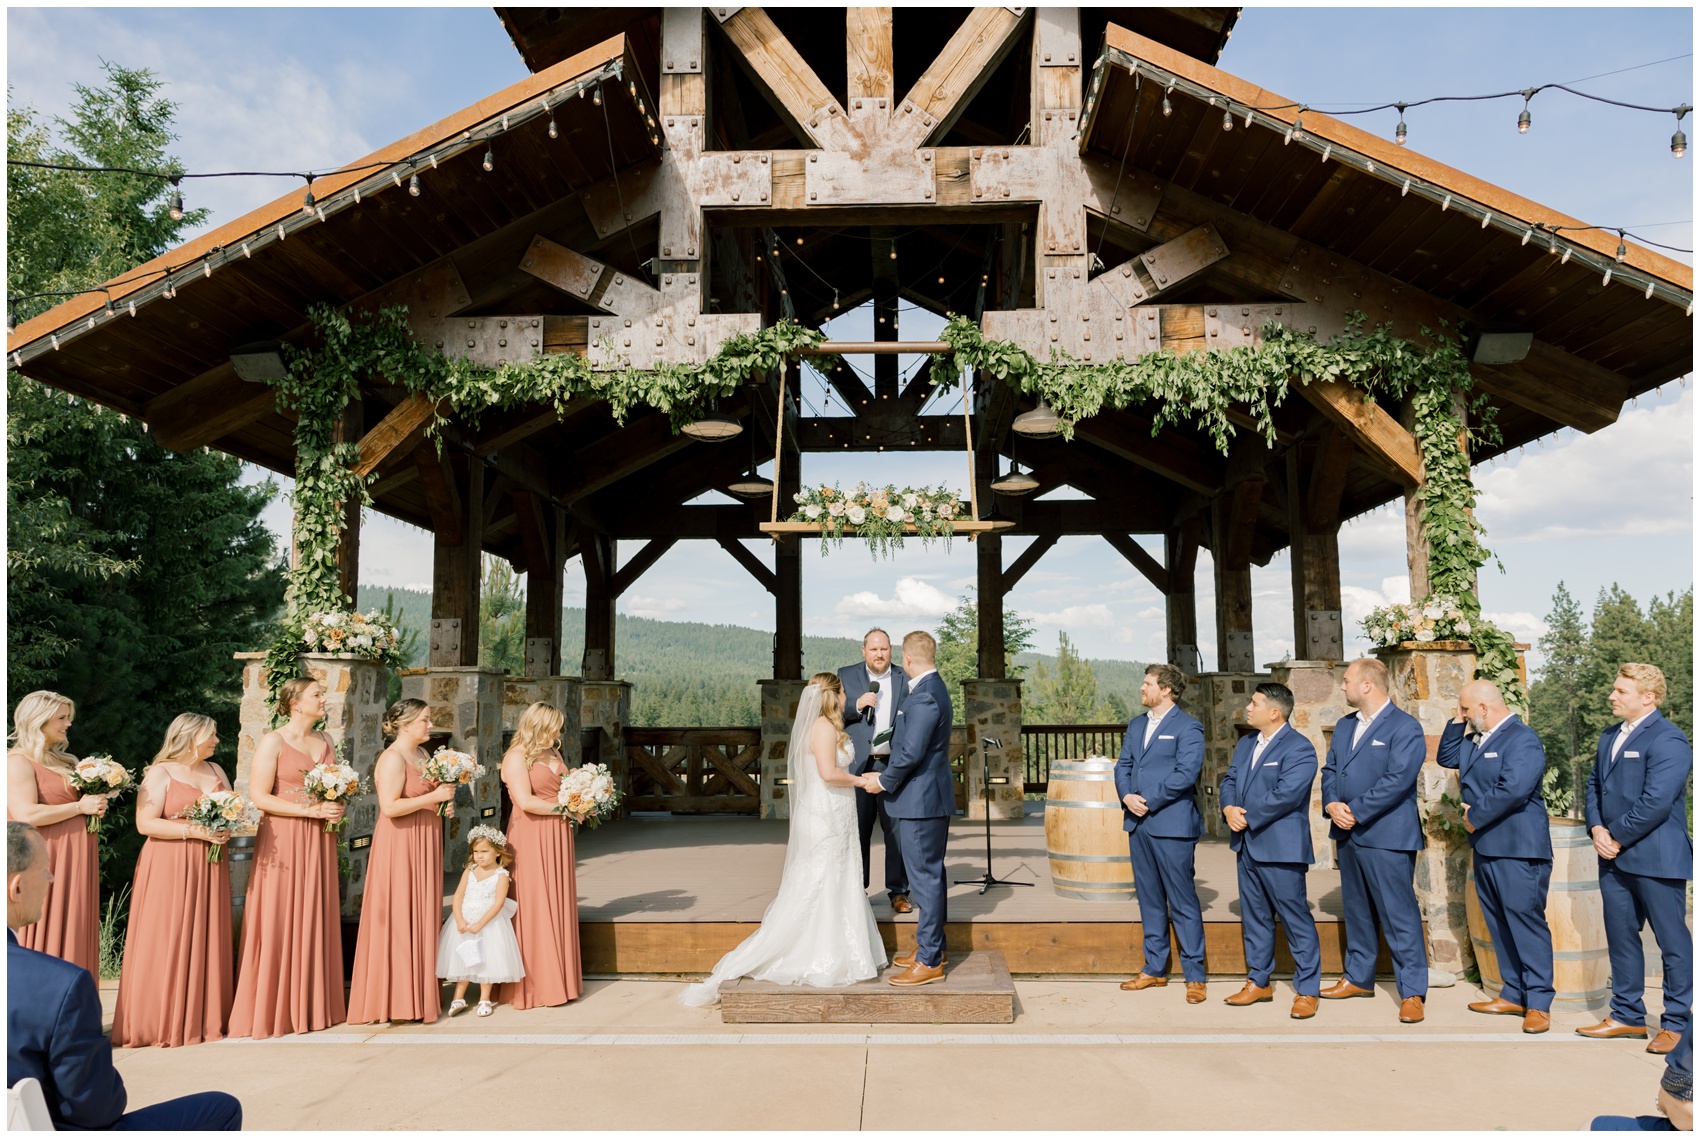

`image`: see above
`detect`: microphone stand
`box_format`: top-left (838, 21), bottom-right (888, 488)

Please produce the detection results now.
top-left (955, 736), bottom-right (1033, 895)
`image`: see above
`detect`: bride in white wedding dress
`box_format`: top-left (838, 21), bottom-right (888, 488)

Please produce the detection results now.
top-left (680, 672), bottom-right (887, 1006)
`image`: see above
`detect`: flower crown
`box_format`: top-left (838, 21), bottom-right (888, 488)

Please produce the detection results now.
top-left (467, 824), bottom-right (508, 849)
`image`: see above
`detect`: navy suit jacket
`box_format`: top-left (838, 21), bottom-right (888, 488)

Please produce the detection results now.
top-left (1218, 723), bottom-right (1318, 864)
top-left (7, 930), bottom-right (127, 1130)
top-left (838, 662), bottom-right (908, 776)
top-left (1435, 715), bottom-right (1553, 860)
top-left (1114, 707), bottom-right (1204, 839)
top-left (1320, 700), bottom-right (1426, 851)
top-left (879, 671), bottom-right (954, 819)
top-left (1584, 709), bottom-right (1694, 880)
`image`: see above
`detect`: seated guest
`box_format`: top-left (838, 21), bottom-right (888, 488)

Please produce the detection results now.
top-left (6, 821), bottom-right (241, 1130)
top-left (1590, 1026), bottom-right (1692, 1130)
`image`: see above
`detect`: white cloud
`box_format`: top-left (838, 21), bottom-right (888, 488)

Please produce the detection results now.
top-left (622, 595), bottom-right (686, 619)
top-left (1025, 603), bottom-right (1117, 628)
top-left (835, 577), bottom-right (957, 619)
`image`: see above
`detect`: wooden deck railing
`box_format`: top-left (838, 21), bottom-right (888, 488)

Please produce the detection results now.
top-left (1021, 723), bottom-right (1127, 793)
top-left (625, 727), bottom-right (762, 814)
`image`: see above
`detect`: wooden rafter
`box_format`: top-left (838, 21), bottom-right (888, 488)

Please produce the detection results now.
top-left (1001, 533), bottom-right (1060, 593)
top-left (610, 537), bottom-right (680, 597)
top-left (1292, 379), bottom-right (1423, 486)
top-left (1104, 532), bottom-right (1170, 595)
top-left (352, 393), bottom-right (439, 478)
top-left (717, 536), bottom-right (778, 595)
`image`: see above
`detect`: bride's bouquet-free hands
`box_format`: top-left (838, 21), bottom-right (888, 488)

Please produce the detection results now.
top-left (557, 762), bottom-right (621, 828)
top-left (421, 747), bottom-right (485, 816)
top-left (177, 791), bottom-right (263, 863)
top-left (66, 755), bottom-right (134, 834)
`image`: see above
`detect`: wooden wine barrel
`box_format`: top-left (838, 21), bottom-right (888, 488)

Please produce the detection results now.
top-left (1465, 817), bottom-right (1610, 1013)
top-left (1043, 758), bottom-right (1134, 902)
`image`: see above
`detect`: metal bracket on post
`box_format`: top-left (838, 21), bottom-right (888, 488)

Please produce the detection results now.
top-left (429, 619), bottom-right (462, 667)
top-left (1223, 631), bottom-right (1255, 672)
top-left (1306, 610), bottom-right (1344, 661)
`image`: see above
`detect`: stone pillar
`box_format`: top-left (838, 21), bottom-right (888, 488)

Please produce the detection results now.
top-left (1378, 642), bottom-right (1478, 979)
top-left (580, 679), bottom-right (631, 816)
top-left (232, 652), bottom-right (269, 923)
top-left (399, 666), bottom-right (504, 876)
top-left (502, 676), bottom-right (584, 767)
top-left (962, 678), bottom-right (1024, 820)
top-left (1268, 659), bottom-right (1352, 870)
top-left (1191, 671), bottom-right (1266, 837)
top-left (759, 679), bottom-right (809, 820)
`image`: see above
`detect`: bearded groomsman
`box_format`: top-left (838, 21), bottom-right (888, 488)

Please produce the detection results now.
top-left (1320, 658), bottom-right (1430, 1024)
top-left (1437, 680), bottom-right (1555, 1034)
top-left (1115, 664), bottom-right (1208, 1003)
top-left (840, 629), bottom-right (911, 912)
top-left (1218, 682), bottom-right (1323, 1019)
top-left (1579, 663), bottom-right (1693, 1055)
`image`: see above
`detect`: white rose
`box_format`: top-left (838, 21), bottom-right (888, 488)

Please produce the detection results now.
top-left (793, 492), bottom-right (807, 504)
top-left (885, 505), bottom-right (905, 523)
top-left (847, 506), bottom-right (867, 525)
top-left (828, 501), bottom-right (846, 517)
top-left (804, 504), bottom-right (822, 519)
top-left (902, 493), bottom-right (918, 508)
top-left (1415, 628), bottom-right (1436, 642)
top-left (1423, 605), bottom-right (1442, 619)
top-left (1456, 621), bottom-right (1471, 635)
top-left (921, 505), bottom-right (933, 518)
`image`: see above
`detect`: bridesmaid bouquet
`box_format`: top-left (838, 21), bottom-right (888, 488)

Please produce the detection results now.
top-left (66, 755), bottom-right (134, 834)
top-left (421, 747), bottom-right (485, 816)
top-left (301, 757), bottom-right (363, 832)
top-left (178, 791), bottom-right (262, 863)
top-left (556, 762), bottom-right (621, 828)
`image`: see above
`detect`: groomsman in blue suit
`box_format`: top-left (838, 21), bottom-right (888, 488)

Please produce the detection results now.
top-left (1115, 663), bottom-right (1208, 1003)
top-left (1319, 657), bottom-right (1430, 1023)
top-left (840, 629), bottom-right (911, 913)
top-left (1578, 663), bottom-right (1693, 1055)
top-left (1437, 680), bottom-right (1556, 1034)
top-left (1218, 682), bottom-right (1323, 1019)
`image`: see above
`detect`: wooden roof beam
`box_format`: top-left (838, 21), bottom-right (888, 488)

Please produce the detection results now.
top-left (1103, 531), bottom-right (1170, 594)
top-left (554, 411), bottom-right (700, 501)
top-left (143, 362), bottom-right (279, 453)
top-left (1291, 379), bottom-right (1423, 486)
top-left (1070, 410), bottom-right (1225, 496)
top-left (352, 392), bottom-right (439, 478)
top-left (713, 8), bottom-right (842, 149)
top-left (1001, 532), bottom-right (1061, 593)
top-left (897, 7), bottom-right (1030, 147)
top-left (717, 536), bottom-right (778, 595)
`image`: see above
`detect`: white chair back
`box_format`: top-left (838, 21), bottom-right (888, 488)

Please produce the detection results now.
top-left (6, 1077), bottom-right (55, 1130)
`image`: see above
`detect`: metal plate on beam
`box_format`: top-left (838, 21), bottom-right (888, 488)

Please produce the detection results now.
top-left (709, 7), bottom-right (741, 22)
top-left (967, 147), bottom-right (1046, 202)
top-left (1278, 244), bottom-right (1449, 346)
top-left (520, 236), bottom-right (604, 301)
top-left (1306, 611), bottom-right (1344, 661)
top-left (696, 151), bottom-right (773, 207)
top-left (596, 272), bottom-right (665, 318)
top-left (1139, 225), bottom-right (1228, 292)
top-left (1094, 258), bottom-right (1152, 308)
top-left (982, 289), bottom-right (1132, 363)
top-left (579, 161), bottom-right (662, 239)
top-left (661, 7), bottom-right (703, 73)
top-left (1083, 164), bottom-right (1163, 232)
top-left (805, 148), bottom-right (936, 205)
top-left (1203, 304), bottom-right (1299, 349)
top-left (425, 316), bottom-right (547, 368)
top-left (587, 311), bottom-right (760, 371)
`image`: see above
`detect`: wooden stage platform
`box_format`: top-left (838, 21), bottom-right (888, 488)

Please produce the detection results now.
top-left (573, 815), bottom-right (1407, 977)
top-left (720, 951), bottom-right (1016, 1023)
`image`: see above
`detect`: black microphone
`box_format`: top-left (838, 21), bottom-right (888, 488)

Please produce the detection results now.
top-left (862, 679), bottom-right (880, 724)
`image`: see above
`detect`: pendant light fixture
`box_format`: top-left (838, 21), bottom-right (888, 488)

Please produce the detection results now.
top-left (1012, 398), bottom-right (1061, 438)
top-left (681, 402), bottom-right (743, 442)
top-left (727, 427), bottom-right (775, 497)
top-left (990, 432), bottom-right (1040, 495)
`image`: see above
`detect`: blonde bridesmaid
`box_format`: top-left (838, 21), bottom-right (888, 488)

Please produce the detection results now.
top-left (346, 699), bottom-right (454, 1025)
top-left (111, 713), bottom-right (234, 1047)
top-left (499, 702), bottom-right (584, 1010)
top-left (228, 678), bottom-right (347, 1038)
top-left (6, 691), bottom-right (104, 974)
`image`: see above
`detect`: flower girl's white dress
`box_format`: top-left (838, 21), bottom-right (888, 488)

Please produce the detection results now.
top-left (436, 867), bottom-right (525, 984)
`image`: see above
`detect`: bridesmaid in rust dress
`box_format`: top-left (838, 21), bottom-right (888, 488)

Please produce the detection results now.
top-left (500, 702), bottom-right (585, 1010)
top-left (6, 690), bottom-right (106, 974)
top-left (229, 677), bottom-right (348, 1038)
top-left (346, 699), bottom-right (455, 1025)
top-left (112, 713), bottom-right (234, 1047)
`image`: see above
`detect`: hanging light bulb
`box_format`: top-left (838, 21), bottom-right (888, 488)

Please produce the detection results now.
top-left (889, 247), bottom-right (897, 260)
top-left (168, 178), bottom-right (184, 221)
top-left (592, 86), bottom-right (602, 106)
top-left (1560, 247), bottom-right (1572, 265)
top-left (1615, 231), bottom-right (1627, 262)
top-left (1394, 104), bottom-right (1408, 146)
top-left (1601, 267), bottom-right (1613, 287)
top-left (1161, 82), bottom-right (1174, 118)
top-left (483, 145), bottom-right (494, 172)
top-left (408, 173), bottom-right (421, 197)
top-left (1517, 90), bottom-right (1534, 134)
top-left (1674, 125), bottom-right (1689, 159)
top-left (1221, 108), bottom-right (1233, 132)
top-left (1292, 108), bottom-right (1305, 142)
top-left (548, 113), bottom-right (558, 140)
top-left (302, 187), bottom-right (315, 215)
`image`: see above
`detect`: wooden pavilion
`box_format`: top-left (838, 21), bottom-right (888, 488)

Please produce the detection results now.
top-left (8, 8), bottom-right (1692, 970)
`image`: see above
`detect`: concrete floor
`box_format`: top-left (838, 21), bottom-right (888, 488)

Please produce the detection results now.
top-left (103, 977), bottom-right (1676, 1130)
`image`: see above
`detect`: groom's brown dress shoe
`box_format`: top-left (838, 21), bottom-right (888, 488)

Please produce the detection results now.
top-left (1319, 979), bottom-right (1375, 1000)
top-left (1290, 996), bottom-right (1319, 1020)
top-left (1468, 996), bottom-right (1526, 1016)
top-left (1119, 973), bottom-right (1168, 991)
top-left (888, 961), bottom-right (944, 987)
top-left (891, 894), bottom-right (913, 914)
top-left (1185, 983), bottom-right (1208, 1004)
top-left (893, 949), bottom-right (946, 968)
top-left (1576, 1018), bottom-right (1649, 1040)
top-left (1522, 1010), bottom-right (1551, 1034)
top-left (1223, 981), bottom-right (1273, 1006)
top-left (1398, 996), bottom-right (1425, 1023)
top-left (1648, 1030), bottom-right (1681, 1054)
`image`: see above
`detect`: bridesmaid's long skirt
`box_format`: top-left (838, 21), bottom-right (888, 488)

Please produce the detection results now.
top-left (500, 810), bottom-right (583, 1009)
top-left (111, 837), bottom-right (233, 1047)
top-left (228, 814), bottom-right (345, 1038)
top-left (346, 809), bottom-right (444, 1023)
top-left (15, 816), bottom-right (99, 976)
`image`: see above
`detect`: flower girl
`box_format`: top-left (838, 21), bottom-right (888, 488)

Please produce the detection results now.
top-left (436, 826), bottom-right (524, 1017)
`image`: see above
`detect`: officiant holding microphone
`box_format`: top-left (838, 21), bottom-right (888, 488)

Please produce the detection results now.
top-left (840, 629), bottom-right (911, 912)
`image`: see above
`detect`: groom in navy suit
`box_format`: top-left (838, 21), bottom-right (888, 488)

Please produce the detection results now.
top-left (1578, 662), bottom-right (1693, 1054)
top-left (863, 630), bottom-right (954, 986)
top-left (1115, 663), bottom-right (1208, 1002)
top-left (1319, 657), bottom-right (1430, 1024)
top-left (1218, 682), bottom-right (1323, 1019)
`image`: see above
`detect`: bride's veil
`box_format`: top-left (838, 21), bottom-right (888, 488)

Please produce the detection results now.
top-left (780, 680), bottom-right (826, 874)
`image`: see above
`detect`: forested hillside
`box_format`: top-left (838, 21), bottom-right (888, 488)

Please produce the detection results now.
top-left (355, 586), bottom-right (1148, 726)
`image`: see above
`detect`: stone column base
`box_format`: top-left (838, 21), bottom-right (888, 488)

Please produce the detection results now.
top-left (962, 678), bottom-right (1024, 821)
top-left (580, 680), bottom-right (632, 818)
top-left (759, 679), bottom-right (808, 820)
top-left (399, 666), bottom-right (505, 874)
top-left (502, 676), bottom-right (584, 766)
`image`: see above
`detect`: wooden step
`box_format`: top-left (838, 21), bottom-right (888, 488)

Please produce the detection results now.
top-left (719, 951), bottom-right (1016, 1024)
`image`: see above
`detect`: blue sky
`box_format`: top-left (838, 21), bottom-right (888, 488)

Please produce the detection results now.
top-left (8, 7), bottom-right (1693, 679)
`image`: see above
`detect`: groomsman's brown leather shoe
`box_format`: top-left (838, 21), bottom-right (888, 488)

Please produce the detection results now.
top-left (1320, 980), bottom-right (1375, 999)
top-left (892, 948), bottom-right (945, 969)
top-left (1398, 996), bottom-right (1425, 1023)
top-left (1522, 1010), bottom-right (1551, 1034)
top-left (1185, 983), bottom-right (1208, 1004)
top-left (891, 894), bottom-right (913, 914)
top-left (1468, 996), bottom-right (1527, 1016)
top-left (1648, 1030), bottom-right (1681, 1054)
top-left (1576, 1018), bottom-right (1649, 1040)
top-left (1290, 996), bottom-right (1319, 1020)
top-left (1119, 973), bottom-right (1168, 991)
top-left (887, 961), bottom-right (944, 986)
top-left (1223, 981), bottom-right (1273, 1006)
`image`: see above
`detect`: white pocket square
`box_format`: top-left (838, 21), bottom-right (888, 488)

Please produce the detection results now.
top-left (1158, 734), bottom-right (1175, 740)
top-left (1371, 739), bottom-right (1387, 747)
top-left (1484, 752), bottom-right (1499, 759)
top-left (1624, 751), bottom-right (1640, 758)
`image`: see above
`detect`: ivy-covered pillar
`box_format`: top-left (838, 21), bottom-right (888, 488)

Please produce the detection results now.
top-left (425, 450), bottom-right (483, 667)
top-left (333, 398), bottom-right (363, 603)
top-left (976, 534), bottom-right (1006, 679)
top-left (581, 530), bottom-right (616, 681)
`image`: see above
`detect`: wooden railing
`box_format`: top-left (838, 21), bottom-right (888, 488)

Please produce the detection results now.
top-left (1022, 723), bottom-right (1127, 793)
top-left (625, 728), bottom-right (762, 815)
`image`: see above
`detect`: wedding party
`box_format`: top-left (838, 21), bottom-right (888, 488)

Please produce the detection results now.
top-left (6, 2), bottom-right (1691, 1131)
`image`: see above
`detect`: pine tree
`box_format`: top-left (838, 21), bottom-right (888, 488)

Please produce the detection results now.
top-left (1529, 582), bottom-right (1589, 813)
top-left (1580, 586), bottom-right (1653, 740)
top-left (478, 558), bottom-right (526, 675)
top-left (933, 592), bottom-right (1036, 724)
top-left (1646, 589), bottom-right (1693, 738)
top-left (1026, 631), bottom-right (1115, 724)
